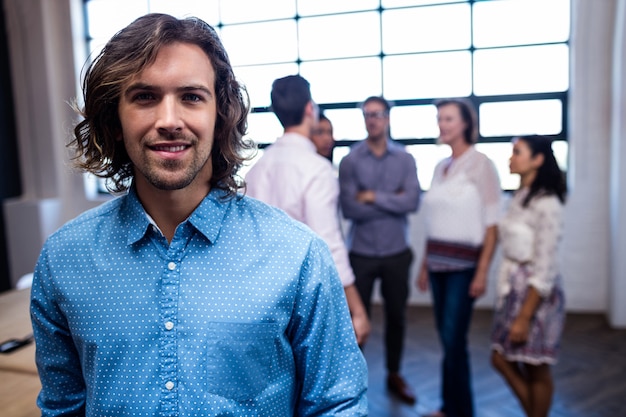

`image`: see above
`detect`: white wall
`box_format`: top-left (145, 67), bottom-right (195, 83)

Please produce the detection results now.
top-left (564, 0), bottom-right (626, 326)
top-left (609, 0), bottom-right (626, 327)
top-left (2, 0), bottom-right (98, 287)
top-left (2, 0), bottom-right (626, 326)
top-left (560, 1), bottom-right (614, 312)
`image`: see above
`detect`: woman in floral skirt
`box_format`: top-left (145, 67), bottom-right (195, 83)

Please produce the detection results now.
top-left (491, 134), bottom-right (567, 417)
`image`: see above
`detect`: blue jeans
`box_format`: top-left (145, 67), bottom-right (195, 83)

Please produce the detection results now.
top-left (429, 269), bottom-right (476, 417)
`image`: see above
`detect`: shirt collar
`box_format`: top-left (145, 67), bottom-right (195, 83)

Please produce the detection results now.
top-left (454, 145), bottom-right (476, 162)
top-left (357, 138), bottom-right (399, 157)
top-left (187, 188), bottom-right (231, 243)
top-left (275, 132), bottom-right (317, 153)
top-left (123, 185), bottom-right (231, 246)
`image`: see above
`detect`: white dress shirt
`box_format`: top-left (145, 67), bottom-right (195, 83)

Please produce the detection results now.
top-left (246, 132), bottom-right (355, 287)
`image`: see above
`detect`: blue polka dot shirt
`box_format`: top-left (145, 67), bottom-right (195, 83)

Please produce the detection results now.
top-left (30, 187), bottom-right (368, 416)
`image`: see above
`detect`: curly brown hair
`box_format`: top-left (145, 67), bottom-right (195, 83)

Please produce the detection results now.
top-left (69, 13), bottom-right (253, 197)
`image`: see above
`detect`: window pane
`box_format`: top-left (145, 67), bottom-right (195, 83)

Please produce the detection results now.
top-left (405, 144), bottom-right (452, 190)
top-left (241, 148), bottom-right (265, 179)
top-left (383, 4), bottom-right (470, 54)
top-left (382, 0), bottom-right (467, 8)
top-left (148, 0), bottom-right (220, 24)
top-left (390, 105), bottom-right (438, 139)
top-left (220, 20), bottom-right (298, 66)
top-left (474, 44), bottom-right (569, 95)
top-left (486, 141), bottom-right (568, 190)
top-left (474, 141), bottom-right (568, 190)
top-left (383, 51), bottom-right (472, 100)
top-left (479, 100), bottom-right (563, 137)
top-left (331, 145), bottom-right (352, 168)
top-left (299, 12), bottom-right (381, 60)
top-left (87, 0), bottom-right (147, 40)
top-left (475, 142), bottom-right (519, 190)
top-left (301, 58), bottom-right (382, 103)
top-left (245, 112), bottom-right (283, 144)
top-left (88, 40), bottom-right (107, 60)
top-left (323, 108), bottom-right (367, 141)
top-left (234, 63), bottom-right (299, 108)
top-left (552, 140), bottom-right (569, 172)
top-left (406, 141), bottom-right (568, 192)
top-left (220, 0), bottom-right (295, 24)
top-left (298, 0), bottom-right (378, 16)
top-left (473, 0), bottom-right (570, 48)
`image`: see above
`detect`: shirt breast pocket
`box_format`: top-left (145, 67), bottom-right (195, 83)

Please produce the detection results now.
top-left (205, 321), bottom-right (281, 401)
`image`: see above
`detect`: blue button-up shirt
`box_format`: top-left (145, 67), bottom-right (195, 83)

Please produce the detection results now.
top-left (31, 187), bottom-right (368, 417)
top-left (339, 139), bottom-right (421, 257)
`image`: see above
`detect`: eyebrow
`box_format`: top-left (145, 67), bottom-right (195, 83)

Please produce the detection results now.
top-left (123, 82), bottom-right (213, 98)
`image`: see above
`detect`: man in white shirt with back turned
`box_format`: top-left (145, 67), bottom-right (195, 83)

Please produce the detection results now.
top-left (246, 75), bottom-right (370, 346)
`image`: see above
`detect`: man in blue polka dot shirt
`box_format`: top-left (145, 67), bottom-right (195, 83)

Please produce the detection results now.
top-left (30, 13), bottom-right (368, 417)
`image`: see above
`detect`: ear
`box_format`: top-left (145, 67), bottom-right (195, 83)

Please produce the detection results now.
top-left (305, 100), bottom-right (319, 121)
top-left (531, 152), bottom-right (545, 169)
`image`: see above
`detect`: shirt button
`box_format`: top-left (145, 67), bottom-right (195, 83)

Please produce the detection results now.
top-left (167, 262), bottom-right (176, 271)
top-left (165, 321), bottom-right (174, 330)
top-left (165, 381), bottom-right (175, 390)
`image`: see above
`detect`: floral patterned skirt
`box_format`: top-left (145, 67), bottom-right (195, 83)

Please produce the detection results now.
top-left (491, 265), bottom-right (565, 365)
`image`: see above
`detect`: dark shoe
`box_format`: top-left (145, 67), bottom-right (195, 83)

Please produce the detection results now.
top-left (386, 373), bottom-right (417, 405)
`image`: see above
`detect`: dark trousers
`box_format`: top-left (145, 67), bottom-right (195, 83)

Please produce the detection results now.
top-left (429, 268), bottom-right (476, 417)
top-left (349, 248), bottom-right (413, 374)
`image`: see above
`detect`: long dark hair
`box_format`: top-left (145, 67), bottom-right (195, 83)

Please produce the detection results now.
top-left (69, 13), bottom-right (252, 197)
top-left (516, 135), bottom-right (567, 207)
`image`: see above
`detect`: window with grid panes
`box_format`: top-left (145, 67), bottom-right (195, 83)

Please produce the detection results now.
top-left (84, 0), bottom-right (570, 191)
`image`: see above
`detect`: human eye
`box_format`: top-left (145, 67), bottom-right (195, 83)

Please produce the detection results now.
top-left (182, 92), bottom-right (203, 102)
top-left (130, 91), bottom-right (156, 103)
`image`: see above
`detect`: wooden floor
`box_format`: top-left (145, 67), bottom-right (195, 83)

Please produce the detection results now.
top-left (362, 305), bottom-right (626, 417)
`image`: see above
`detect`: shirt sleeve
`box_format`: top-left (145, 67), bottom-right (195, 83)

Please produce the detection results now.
top-left (338, 152), bottom-right (420, 221)
top-left (288, 238), bottom-right (368, 416)
top-left (30, 245), bottom-right (87, 416)
top-left (303, 166), bottom-right (355, 287)
top-left (478, 155), bottom-right (502, 227)
top-left (527, 196), bottom-right (563, 297)
top-left (338, 154), bottom-right (385, 221)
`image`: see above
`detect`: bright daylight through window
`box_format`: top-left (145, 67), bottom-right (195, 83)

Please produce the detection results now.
top-left (84, 0), bottom-right (570, 192)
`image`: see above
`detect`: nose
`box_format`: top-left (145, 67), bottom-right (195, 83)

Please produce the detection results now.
top-left (155, 96), bottom-right (183, 133)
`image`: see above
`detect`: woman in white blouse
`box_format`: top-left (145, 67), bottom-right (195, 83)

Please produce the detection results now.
top-left (491, 135), bottom-right (566, 417)
top-left (417, 98), bottom-right (501, 417)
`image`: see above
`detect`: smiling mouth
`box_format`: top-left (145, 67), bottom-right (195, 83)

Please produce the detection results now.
top-left (152, 145), bottom-right (189, 152)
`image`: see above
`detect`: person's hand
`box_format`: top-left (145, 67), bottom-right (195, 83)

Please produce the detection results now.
top-left (356, 190), bottom-right (375, 204)
top-left (508, 315), bottom-right (531, 344)
top-left (351, 311), bottom-right (371, 347)
top-left (469, 270), bottom-right (487, 298)
top-left (417, 267), bottom-right (429, 292)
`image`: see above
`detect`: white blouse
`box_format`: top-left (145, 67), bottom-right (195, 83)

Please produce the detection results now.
top-left (497, 188), bottom-right (563, 298)
top-left (423, 146), bottom-right (502, 247)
